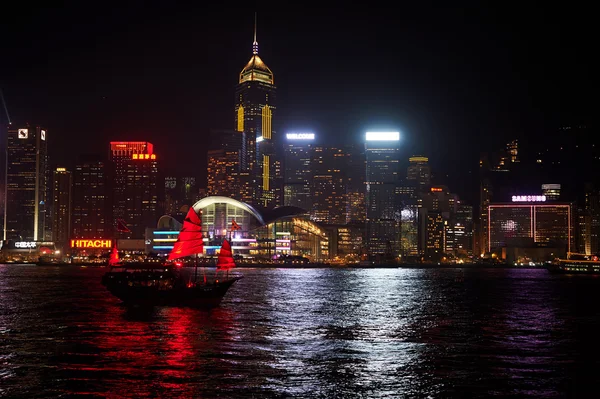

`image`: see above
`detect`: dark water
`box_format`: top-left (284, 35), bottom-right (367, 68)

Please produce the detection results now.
top-left (1, 265), bottom-right (599, 398)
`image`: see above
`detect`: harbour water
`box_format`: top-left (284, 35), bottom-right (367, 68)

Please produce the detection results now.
top-left (1, 265), bottom-right (599, 398)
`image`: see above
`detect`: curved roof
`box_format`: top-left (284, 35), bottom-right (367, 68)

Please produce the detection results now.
top-left (192, 196), bottom-right (265, 225)
top-left (240, 55), bottom-right (274, 84)
top-left (262, 206), bottom-right (307, 225)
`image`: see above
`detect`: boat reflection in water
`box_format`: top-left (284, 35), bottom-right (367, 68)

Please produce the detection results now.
top-left (101, 206), bottom-right (241, 307)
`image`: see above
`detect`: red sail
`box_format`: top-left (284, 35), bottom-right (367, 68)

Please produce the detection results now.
top-left (168, 207), bottom-right (204, 260)
top-left (108, 246), bottom-right (120, 266)
top-left (217, 239), bottom-right (236, 270)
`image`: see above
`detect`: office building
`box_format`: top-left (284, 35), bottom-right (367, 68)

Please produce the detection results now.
top-left (52, 167), bottom-right (72, 248)
top-left (283, 133), bottom-right (313, 212)
top-left (207, 129), bottom-right (246, 201)
top-left (234, 21), bottom-right (280, 208)
top-left (4, 124), bottom-right (49, 241)
top-left (109, 142), bottom-right (158, 238)
top-left (542, 184), bottom-right (561, 201)
top-left (488, 199), bottom-right (573, 256)
top-left (406, 156), bottom-right (431, 190)
top-left (365, 131), bottom-right (400, 256)
top-left (165, 176), bottom-right (199, 215)
top-left (72, 157), bottom-right (107, 239)
top-left (310, 146), bottom-right (348, 225)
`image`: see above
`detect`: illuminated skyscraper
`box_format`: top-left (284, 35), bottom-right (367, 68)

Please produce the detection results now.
top-left (365, 132), bottom-right (401, 256)
top-left (109, 142), bottom-right (158, 238)
top-left (165, 176), bottom-right (198, 215)
top-left (283, 133), bottom-right (314, 211)
top-left (52, 167), bottom-right (72, 248)
top-left (207, 129), bottom-right (249, 202)
top-left (72, 157), bottom-right (107, 239)
top-left (234, 17), bottom-right (280, 208)
top-left (3, 124), bottom-right (49, 241)
top-left (406, 156), bottom-right (431, 191)
top-left (310, 146), bottom-right (348, 224)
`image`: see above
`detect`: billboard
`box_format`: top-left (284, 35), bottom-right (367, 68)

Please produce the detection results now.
top-left (70, 239), bottom-right (112, 248)
top-left (18, 129), bottom-right (28, 139)
top-left (365, 131), bottom-right (400, 141)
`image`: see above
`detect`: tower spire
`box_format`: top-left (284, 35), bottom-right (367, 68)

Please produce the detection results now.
top-left (252, 12), bottom-right (258, 55)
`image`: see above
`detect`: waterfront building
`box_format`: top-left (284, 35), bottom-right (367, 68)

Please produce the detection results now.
top-left (52, 167), bottom-right (72, 249)
top-left (147, 196), bottom-right (328, 261)
top-left (283, 133), bottom-right (313, 212)
top-left (72, 157), bottom-right (107, 239)
top-left (310, 146), bottom-right (348, 225)
top-left (234, 20), bottom-right (280, 208)
top-left (3, 124), bottom-right (49, 241)
top-left (488, 200), bottom-right (574, 258)
top-left (364, 132), bottom-right (400, 256)
top-left (109, 142), bottom-right (158, 239)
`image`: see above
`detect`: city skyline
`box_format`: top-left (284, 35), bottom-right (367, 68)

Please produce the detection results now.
top-left (0, 8), bottom-right (593, 199)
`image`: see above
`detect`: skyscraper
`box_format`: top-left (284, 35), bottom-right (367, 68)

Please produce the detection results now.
top-left (4, 124), bottom-right (49, 241)
top-left (406, 156), bottom-right (431, 191)
top-left (283, 133), bottom-right (314, 211)
top-left (365, 132), bottom-right (400, 256)
top-left (234, 18), bottom-right (280, 208)
top-left (52, 167), bottom-right (72, 248)
top-left (72, 157), bottom-right (107, 239)
top-left (310, 146), bottom-right (348, 224)
top-left (207, 129), bottom-right (247, 201)
top-left (109, 142), bottom-right (158, 238)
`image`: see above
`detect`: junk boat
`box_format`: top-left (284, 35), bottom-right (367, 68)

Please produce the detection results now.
top-left (101, 206), bottom-right (241, 307)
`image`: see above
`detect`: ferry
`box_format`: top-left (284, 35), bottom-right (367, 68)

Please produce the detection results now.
top-left (548, 253), bottom-right (600, 274)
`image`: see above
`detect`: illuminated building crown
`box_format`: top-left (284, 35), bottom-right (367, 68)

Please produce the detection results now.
top-left (239, 13), bottom-right (274, 85)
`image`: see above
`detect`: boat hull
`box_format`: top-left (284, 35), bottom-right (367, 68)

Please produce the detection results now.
top-left (547, 261), bottom-right (600, 274)
top-left (102, 274), bottom-right (241, 308)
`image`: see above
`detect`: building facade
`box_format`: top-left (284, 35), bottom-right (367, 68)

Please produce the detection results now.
top-left (488, 201), bottom-right (573, 256)
top-left (72, 157), bottom-right (107, 239)
top-left (234, 29), bottom-right (280, 208)
top-left (109, 142), bottom-right (158, 239)
top-left (310, 146), bottom-right (348, 225)
top-left (365, 132), bottom-right (400, 256)
top-left (52, 167), bottom-right (72, 248)
top-left (283, 133), bottom-right (313, 212)
top-left (406, 156), bottom-right (431, 191)
top-left (4, 124), bottom-right (49, 241)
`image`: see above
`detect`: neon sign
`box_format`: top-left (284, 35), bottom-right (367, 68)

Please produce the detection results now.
top-left (15, 241), bottom-right (36, 248)
top-left (131, 154), bottom-right (156, 160)
top-left (70, 239), bottom-right (112, 248)
top-left (286, 133), bottom-right (315, 140)
top-left (512, 195), bottom-right (546, 202)
top-left (431, 187), bottom-right (443, 192)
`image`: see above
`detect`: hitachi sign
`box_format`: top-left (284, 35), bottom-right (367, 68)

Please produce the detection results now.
top-left (70, 239), bottom-right (112, 248)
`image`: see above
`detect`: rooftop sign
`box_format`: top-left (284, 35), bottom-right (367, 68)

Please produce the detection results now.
top-left (512, 195), bottom-right (546, 202)
top-left (286, 133), bottom-right (315, 140)
top-left (70, 239), bottom-right (112, 248)
top-left (365, 132), bottom-right (400, 141)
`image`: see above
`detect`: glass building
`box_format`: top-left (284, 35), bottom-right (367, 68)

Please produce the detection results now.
top-left (72, 157), bottom-right (107, 239)
top-left (109, 142), bottom-right (158, 239)
top-left (52, 167), bottom-right (72, 249)
top-left (4, 124), bottom-right (49, 241)
top-left (283, 133), bottom-right (313, 212)
top-left (364, 132), bottom-right (400, 256)
top-left (488, 202), bottom-right (573, 254)
top-left (148, 196), bottom-right (328, 261)
top-left (234, 24), bottom-right (280, 208)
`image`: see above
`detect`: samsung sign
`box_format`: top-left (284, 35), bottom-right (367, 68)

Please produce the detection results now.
top-left (512, 195), bottom-right (546, 202)
top-left (286, 133), bottom-right (315, 140)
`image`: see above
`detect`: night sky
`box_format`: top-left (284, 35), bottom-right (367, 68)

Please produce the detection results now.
top-left (0, 5), bottom-right (593, 202)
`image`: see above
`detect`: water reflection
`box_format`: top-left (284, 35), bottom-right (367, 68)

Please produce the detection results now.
top-left (1, 265), bottom-right (600, 397)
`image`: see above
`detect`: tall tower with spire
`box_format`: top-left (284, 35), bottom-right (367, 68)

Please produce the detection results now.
top-left (234, 13), bottom-right (281, 209)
